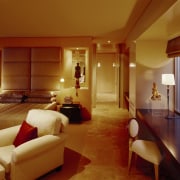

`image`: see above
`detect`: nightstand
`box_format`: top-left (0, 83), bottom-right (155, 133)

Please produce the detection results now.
top-left (60, 103), bottom-right (82, 123)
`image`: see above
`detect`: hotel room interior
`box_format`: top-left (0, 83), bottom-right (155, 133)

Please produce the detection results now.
top-left (0, 0), bottom-right (180, 179)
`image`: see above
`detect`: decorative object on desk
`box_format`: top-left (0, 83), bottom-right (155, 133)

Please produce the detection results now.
top-left (151, 82), bottom-right (161, 100)
top-left (64, 96), bottom-right (73, 104)
top-left (162, 74), bottom-right (176, 119)
top-left (74, 62), bottom-right (81, 96)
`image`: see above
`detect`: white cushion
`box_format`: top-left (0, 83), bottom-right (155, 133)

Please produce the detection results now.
top-left (0, 145), bottom-right (15, 173)
top-left (26, 109), bottom-right (62, 136)
top-left (45, 110), bottom-right (69, 132)
top-left (132, 140), bottom-right (162, 165)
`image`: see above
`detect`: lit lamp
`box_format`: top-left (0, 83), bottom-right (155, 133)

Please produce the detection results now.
top-left (60, 78), bottom-right (65, 83)
top-left (59, 78), bottom-right (65, 89)
top-left (162, 74), bottom-right (175, 119)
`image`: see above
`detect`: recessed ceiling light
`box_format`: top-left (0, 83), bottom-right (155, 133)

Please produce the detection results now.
top-left (129, 63), bottom-right (136, 67)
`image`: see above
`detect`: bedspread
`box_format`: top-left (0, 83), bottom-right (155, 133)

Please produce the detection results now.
top-left (0, 103), bottom-right (56, 129)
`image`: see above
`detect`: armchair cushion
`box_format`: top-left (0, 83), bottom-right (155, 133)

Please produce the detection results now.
top-left (0, 145), bottom-right (15, 173)
top-left (13, 121), bottom-right (38, 147)
top-left (26, 109), bottom-right (62, 136)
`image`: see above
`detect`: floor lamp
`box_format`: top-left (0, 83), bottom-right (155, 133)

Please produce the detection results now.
top-left (162, 74), bottom-right (175, 119)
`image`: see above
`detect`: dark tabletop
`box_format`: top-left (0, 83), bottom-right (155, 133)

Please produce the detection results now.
top-left (137, 109), bottom-right (180, 165)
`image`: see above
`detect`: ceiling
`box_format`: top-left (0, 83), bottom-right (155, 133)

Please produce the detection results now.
top-left (138, 0), bottom-right (180, 41)
top-left (0, 0), bottom-right (179, 44)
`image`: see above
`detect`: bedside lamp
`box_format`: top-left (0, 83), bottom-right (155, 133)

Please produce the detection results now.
top-left (60, 78), bottom-right (65, 83)
top-left (162, 74), bottom-right (175, 119)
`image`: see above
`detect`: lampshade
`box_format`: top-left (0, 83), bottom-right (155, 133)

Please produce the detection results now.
top-left (162, 74), bottom-right (175, 86)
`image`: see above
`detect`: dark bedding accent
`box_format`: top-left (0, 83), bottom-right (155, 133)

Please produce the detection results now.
top-left (0, 91), bottom-right (53, 103)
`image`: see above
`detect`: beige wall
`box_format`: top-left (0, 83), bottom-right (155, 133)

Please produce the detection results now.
top-left (136, 40), bottom-right (174, 110)
top-left (96, 53), bottom-right (117, 93)
top-left (0, 37), bottom-right (93, 120)
top-left (129, 42), bottom-right (136, 117)
top-left (59, 46), bottom-right (92, 120)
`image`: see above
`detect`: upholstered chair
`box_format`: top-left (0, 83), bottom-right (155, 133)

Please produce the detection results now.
top-left (0, 109), bottom-right (69, 180)
top-left (128, 118), bottom-right (162, 180)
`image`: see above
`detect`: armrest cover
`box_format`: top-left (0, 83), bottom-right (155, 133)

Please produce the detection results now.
top-left (12, 134), bottom-right (66, 163)
top-left (0, 125), bottom-right (20, 146)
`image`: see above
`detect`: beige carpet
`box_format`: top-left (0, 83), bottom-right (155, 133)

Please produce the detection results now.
top-left (39, 102), bottom-right (173, 180)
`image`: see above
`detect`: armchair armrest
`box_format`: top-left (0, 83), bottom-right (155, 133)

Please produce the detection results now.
top-left (59, 113), bottom-right (69, 132)
top-left (12, 134), bottom-right (66, 163)
top-left (0, 125), bottom-right (20, 146)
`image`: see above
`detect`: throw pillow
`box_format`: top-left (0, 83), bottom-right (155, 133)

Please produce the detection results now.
top-left (13, 120), bottom-right (38, 147)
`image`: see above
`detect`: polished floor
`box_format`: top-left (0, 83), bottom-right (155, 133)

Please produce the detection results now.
top-left (39, 102), bottom-right (174, 180)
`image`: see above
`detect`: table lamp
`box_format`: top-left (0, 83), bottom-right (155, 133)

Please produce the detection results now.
top-left (162, 74), bottom-right (175, 119)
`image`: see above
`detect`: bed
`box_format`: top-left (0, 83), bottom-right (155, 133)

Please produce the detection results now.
top-left (0, 91), bottom-right (57, 129)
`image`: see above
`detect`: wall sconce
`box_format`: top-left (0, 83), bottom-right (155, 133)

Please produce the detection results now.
top-left (112, 62), bottom-right (116, 67)
top-left (60, 78), bottom-right (65, 83)
top-left (59, 78), bottom-right (65, 90)
top-left (129, 62), bottom-right (136, 67)
top-left (162, 74), bottom-right (175, 119)
top-left (97, 62), bottom-right (101, 67)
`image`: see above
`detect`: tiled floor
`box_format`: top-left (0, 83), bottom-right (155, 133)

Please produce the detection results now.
top-left (39, 102), bottom-right (175, 180)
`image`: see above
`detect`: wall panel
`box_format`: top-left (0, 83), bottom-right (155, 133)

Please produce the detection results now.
top-left (1, 47), bottom-right (61, 91)
top-left (2, 47), bottom-right (31, 90)
top-left (31, 47), bottom-right (61, 91)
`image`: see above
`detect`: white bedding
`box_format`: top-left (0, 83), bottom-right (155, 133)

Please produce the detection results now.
top-left (0, 102), bottom-right (56, 129)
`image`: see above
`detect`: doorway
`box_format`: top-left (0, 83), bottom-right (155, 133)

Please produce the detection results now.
top-left (96, 53), bottom-right (119, 104)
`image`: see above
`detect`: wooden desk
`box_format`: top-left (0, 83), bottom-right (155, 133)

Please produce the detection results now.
top-left (137, 109), bottom-right (180, 165)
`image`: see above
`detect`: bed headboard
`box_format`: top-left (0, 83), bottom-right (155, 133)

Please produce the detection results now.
top-left (1, 47), bottom-right (61, 91)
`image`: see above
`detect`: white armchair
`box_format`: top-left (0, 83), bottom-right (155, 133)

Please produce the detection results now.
top-left (0, 109), bottom-right (69, 180)
top-left (128, 118), bottom-right (162, 180)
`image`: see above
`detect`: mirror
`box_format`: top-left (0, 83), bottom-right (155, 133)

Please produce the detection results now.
top-left (72, 49), bottom-right (86, 84)
top-left (63, 48), bottom-right (88, 88)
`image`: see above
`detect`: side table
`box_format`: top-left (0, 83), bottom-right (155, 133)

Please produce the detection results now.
top-left (60, 104), bottom-right (82, 123)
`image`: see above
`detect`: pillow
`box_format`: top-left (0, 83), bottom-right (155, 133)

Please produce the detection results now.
top-left (0, 91), bottom-right (24, 98)
top-left (0, 97), bottom-right (22, 103)
top-left (13, 121), bottom-right (38, 147)
top-left (24, 97), bottom-right (51, 103)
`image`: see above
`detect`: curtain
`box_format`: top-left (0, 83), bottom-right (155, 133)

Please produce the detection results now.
top-left (166, 36), bottom-right (180, 57)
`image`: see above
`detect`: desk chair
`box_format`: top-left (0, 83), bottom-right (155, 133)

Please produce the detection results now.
top-left (128, 118), bottom-right (162, 180)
